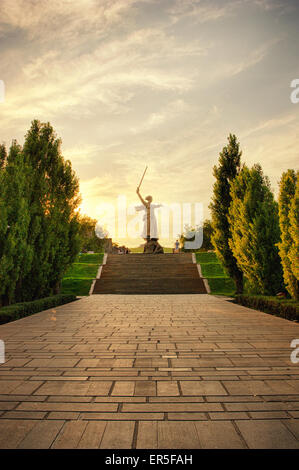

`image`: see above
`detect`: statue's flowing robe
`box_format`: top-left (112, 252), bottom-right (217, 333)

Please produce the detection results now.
top-left (135, 203), bottom-right (162, 239)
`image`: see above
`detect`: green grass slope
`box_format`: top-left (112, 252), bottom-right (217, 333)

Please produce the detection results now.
top-left (61, 253), bottom-right (104, 296)
top-left (196, 252), bottom-right (235, 296)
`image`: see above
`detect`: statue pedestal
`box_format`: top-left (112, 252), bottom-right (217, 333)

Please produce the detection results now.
top-left (143, 239), bottom-right (164, 254)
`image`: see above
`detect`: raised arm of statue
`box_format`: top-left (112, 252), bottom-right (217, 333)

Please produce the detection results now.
top-left (136, 187), bottom-right (147, 206)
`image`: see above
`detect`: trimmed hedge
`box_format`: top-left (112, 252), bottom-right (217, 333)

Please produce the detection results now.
top-left (234, 295), bottom-right (299, 322)
top-left (0, 294), bottom-right (77, 325)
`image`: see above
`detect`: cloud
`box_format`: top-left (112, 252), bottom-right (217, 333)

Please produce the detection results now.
top-left (0, 0), bottom-right (141, 41)
top-left (216, 39), bottom-right (281, 79)
top-left (1, 0), bottom-right (298, 246)
top-left (1, 24), bottom-right (203, 133)
top-left (168, 0), bottom-right (238, 24)
top-left (130, 99), bottom-right (189, 133)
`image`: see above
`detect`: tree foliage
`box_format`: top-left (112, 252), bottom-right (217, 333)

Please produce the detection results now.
top-left (278, 170), bottom-right (298, 299)
top-left (179, 220), bottom-right (214, 252)
top-left (201, 219), bottom-right (214, 251)
top-left (228, 164), bottom-right (282, 295)
top-left (0, 141), bottom-right (31, 305)
top-left (209, 134), bottom-right (244, 293)
top-left (78, 214), bottom-right (106, 252)
top-left (0, 120), bottom-right (81, 306)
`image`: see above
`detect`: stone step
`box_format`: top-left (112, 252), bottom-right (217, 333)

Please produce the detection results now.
top-left (101, 272), bottom-right (200, 279)
top-left (92, 278), bottom-right (206, 294)
top-left (92, 252), bottom-right (205, 295)
top-left (105, 258), bottom-right (194, 263)
top-left (102, 265), bottom-right (199, 273)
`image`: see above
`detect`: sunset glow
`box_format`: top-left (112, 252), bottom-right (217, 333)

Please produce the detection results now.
top-left (1, 0), bottom-right (298, 246)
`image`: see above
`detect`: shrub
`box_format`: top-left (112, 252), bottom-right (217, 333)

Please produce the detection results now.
top-left (0, 294), bottom-right (77, 324)
top-left (234, 294), bottom-right (299, 321)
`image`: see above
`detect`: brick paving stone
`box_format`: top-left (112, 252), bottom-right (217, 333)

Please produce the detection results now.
top-left (47, 412), bottom-right (80, 420)
top-left (122, 403), bottom-right (223, 412)
top-left (100, 421), bottom-right (135, 449)
top-left (112, 381), bottom-right (135, 396)
top-left (157, 381), bottom-right (180, 396)
top-left (80, 412), bottom-right (164, 420)
top-left (3, 411), bottom-right (47, 419)
top-left (248, 411), bottom-right (290, 419)
top-left (150, 396), bottom-right (205, 403)
top-left (0, 381), bottom-right (23, 394)
top-left (135, 381), bottom-right (156, 396)
top-left (284, 420), bottom-right (299, 440)
top-left (17, 402), bottom-right (118, 412)
top-left (157, 422), bottom-right (200, 448)
top-left (87, 382), bottom-right (113, 395)
top-left (136, 421), bottom-right (158, 449)
top-left (0, 419), bottom-right (37, 448)
top-left (194, 421), bottom-right (246, 448)
top-left (0, 401), bottom-right (19, 410)
top-left (209, 411), bottom-right (250, 421)
top-left (1, 293), bottom-right (299, 448)
top-left (18, 420), bottom-right (64, 448)
top-left (224, 381), bottom-right (273, 395)
top-left (225, 402), bottom-right (299, 411)
top-left (167, 413), bottom-right (207, 420)
top-left (180, 380), bottom-right (227, 396)
top-left (77, 421), bottom-right (107, 448)
top-left (52, 421), bottom-right (87, 448)
top-left (95, 396), bottom-right (146, 403)
top-left (236, 420), bottom-right (299, 448)
top-left (12, 381), bottom-right (44, 395)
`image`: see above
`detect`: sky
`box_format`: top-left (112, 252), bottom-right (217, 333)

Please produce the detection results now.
top-left (0, 0), bottom-right (298, 247)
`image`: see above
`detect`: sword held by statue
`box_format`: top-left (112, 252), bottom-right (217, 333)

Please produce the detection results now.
top-left (137, 165), bottom-right (148, 191)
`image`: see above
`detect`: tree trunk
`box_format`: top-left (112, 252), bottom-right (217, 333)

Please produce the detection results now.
top-left (234, 274), bottom-right (243, 294)
top-left (53, 281), bottom-right (61, 295)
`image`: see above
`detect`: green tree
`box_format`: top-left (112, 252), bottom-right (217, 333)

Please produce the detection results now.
top-left (78, 214), bottom-right (106, 252)
top-left (0, 144), bottom-right (7, 169)
top-left (278, 170), bottom-right (298, 299)
top-left (228, 164), bottom-right (282, 295)
top-left (18, 120), bottom-right (81, 300)
top-left (201, 219), bottom-right (214, 251)
top-left (289, 173), bottom-right (299, 281)
top-left (209, 134), bottom-right (243, 293)
top-left (178, 220), bottom-right (213, 252)
top-left (0, 141), bottom-right (32, 306)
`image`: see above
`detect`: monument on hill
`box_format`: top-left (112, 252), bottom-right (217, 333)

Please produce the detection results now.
top-left (135, 167), bottom-right (164, 254)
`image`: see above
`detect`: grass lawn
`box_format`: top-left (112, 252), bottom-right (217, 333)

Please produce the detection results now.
top-left (60, 253), bottom-right (104, 296)
top-left (75, 253), bottom-right (104, 264)
top-left (196, 251), bottom-right (235, 296)
top-left (207, 278), bottom-right (236, 296)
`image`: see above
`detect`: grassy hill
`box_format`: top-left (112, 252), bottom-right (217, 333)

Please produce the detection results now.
top-left (196, 252), bottom-right (235, 296)
top-left (61, 253), bottom-right (104, 296)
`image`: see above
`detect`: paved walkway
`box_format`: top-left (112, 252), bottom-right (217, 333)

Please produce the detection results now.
top-left (0, 294), bottom-right (299, 449)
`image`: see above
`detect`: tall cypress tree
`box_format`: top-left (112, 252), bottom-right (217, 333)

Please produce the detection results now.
top-left (289, 172), bottom-right (299, 282)
top-left (18, 120), bottom-right (81, 300)
top-left (209, 134), bottom-right (243, 293)
top-left (278, 170), bottom-right (298, 299)
top-left (228, 164), bottom-right (282, 295)
top-left (0, 141), bottom-right (32, 306)
top-left (0, 144), bottom-right (7, 169)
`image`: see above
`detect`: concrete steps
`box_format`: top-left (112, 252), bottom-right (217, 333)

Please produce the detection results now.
top-left (92, 253), bottom-right (206, 294)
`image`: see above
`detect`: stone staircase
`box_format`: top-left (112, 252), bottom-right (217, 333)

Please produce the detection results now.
top-left (92, 253), bottom-right (207, 294)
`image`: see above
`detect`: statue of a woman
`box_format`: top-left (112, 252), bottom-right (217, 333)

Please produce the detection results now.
top-left (136, 187), bottom-right (162, 241)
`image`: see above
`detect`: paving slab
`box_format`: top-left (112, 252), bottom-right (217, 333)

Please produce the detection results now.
top-left (0, 294), bottom-right (299, 448)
